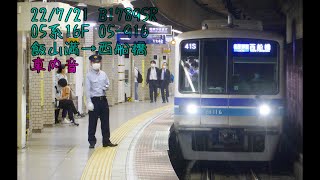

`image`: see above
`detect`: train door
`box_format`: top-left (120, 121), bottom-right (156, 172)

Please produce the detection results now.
top-left (199, 39), bottom-right (229, 126)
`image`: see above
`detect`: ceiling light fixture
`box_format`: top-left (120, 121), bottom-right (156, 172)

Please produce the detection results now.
top-left (77, 3), bottom-right (87, 7)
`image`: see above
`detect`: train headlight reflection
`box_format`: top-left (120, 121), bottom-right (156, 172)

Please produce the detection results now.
top-left (187, 104), bottom-right (198, 114)
top-left (259, 104), bottom-right (271, 116)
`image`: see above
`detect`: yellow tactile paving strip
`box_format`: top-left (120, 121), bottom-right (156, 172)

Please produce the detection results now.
top-left (81, 104), bottom-right (173, 180)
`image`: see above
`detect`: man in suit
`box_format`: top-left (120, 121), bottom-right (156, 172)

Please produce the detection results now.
top-left (146, 60), bottom-right (160, 103)
top-left (159, 62), bottom-right (171, 103)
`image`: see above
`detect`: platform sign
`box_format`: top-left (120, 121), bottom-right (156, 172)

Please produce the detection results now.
top-left (162, 47), bottom-right (171, 53)
top-left (117, 33), bottom-right (166, 44)
top-left (165, 35), bottom-right (173, 43)
top-left (148, 25), bottom-right (172, 35)
top-left (150, 35), bottom-right (166, 44)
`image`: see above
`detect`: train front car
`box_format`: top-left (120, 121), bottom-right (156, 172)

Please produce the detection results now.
top-left (170, 21), bottom-right (284, 162)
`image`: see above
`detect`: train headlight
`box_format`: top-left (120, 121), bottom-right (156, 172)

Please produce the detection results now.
top-left (187, 104), bottom-right (198, 114)
top-left (259, 104), bottom-right (271, 116)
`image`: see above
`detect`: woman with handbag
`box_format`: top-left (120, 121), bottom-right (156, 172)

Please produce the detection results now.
top-left (55, 64), bottom-right (68, 123)
top-left (55, 64), bottom-right (84, 124)
top-left (57, 78), bottom-right (83, 126)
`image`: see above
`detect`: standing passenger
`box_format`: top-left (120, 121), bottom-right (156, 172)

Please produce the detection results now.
top-left (146, 60), bottom-right (160, 103)
top-left (134, 66), bottom-right (139, 102)
top-left (159, 62), bottom-right (171, 103)
top-left (86, 54), bottom-right (118, 148)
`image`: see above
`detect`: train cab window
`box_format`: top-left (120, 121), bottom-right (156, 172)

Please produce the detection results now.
top-left (201, 39), bottom-right (227, 94)
top-left (179, 40), bottom-right (200, 93)
top-left (229, 40), bottom-right (279, 94)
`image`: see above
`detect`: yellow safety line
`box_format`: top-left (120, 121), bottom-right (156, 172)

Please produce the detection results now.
top-left (81, 104), bottom-right (173, 180)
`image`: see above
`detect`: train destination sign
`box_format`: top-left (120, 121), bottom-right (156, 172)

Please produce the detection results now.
top-left (233, 43), bottom-right (271, 53)
top-left (148, 25), bottom-right (172, 35)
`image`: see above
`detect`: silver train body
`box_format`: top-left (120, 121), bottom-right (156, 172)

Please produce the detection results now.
top-left (172, 20), bottom-right (284, 161)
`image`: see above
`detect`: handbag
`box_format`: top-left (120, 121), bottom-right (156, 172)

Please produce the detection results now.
top-left (69, 88), bottom-right (77, 100)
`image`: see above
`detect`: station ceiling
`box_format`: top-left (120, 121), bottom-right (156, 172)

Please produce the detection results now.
top-left (23, 0), bottom-right (288, 35)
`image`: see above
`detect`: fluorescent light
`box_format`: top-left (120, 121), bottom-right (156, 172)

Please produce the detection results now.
top-left (145, 20), bottom-right (165, 27)
top-left (77, 3), bottom-right (87, 7)
top-left (121, 1), bottom-right (183, 33)
top-left (121, 1), bottom-right (133, 9)
top-left (172, 29), bottom-right (182, 34)
top-left (120, 38), bottom-right (131, 40)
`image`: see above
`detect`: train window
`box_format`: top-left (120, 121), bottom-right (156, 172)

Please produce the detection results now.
top-left (229, 40), bottom-right (279, 94)
top-left (179, 40), bottom-right (200, 93)
top-left (178, 39), bottom-right (278, 95)
top-left (201, 39), bottom-right (227, 94)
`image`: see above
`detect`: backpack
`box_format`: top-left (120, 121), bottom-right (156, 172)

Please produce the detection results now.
top-left (137, 70), bottom-right (143, 83)
top-left (170, 74), bottom-right (174, 83)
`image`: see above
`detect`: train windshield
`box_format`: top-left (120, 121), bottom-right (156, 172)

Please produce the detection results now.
top-left (179, 41), bottom-right (201, 93)
top-left (179, 39), bottom-right (279, 94)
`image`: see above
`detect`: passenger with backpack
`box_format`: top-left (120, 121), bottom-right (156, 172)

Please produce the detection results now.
top-left (170, 73), bottom-right (174, 83)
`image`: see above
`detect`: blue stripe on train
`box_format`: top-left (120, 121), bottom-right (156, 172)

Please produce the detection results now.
top-left (174, 107), bottom-right (284, 116)
top-left (174, 97), bottom-right (283, 106)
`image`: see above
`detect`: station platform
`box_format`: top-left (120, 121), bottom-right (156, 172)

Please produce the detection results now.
top-left (18, 97), bottom-right (177, 180)
top-left (18, 96), bottom-right (296, 180)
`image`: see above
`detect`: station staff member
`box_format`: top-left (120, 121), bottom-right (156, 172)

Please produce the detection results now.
top-left (86, 54), bottom-right (117, 148)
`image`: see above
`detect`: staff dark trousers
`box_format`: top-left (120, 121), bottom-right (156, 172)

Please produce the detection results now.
top-left (88, 96), bottom-right (110, 146)
top-left (149, 80), bottom-right (158, 102)
top-left (160, 80), bottom-right (169, 102)
top-left (58, 100), bottom-right (76, 121)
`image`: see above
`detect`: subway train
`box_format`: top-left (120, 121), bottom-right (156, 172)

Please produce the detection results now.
top-left (169, 19), bottom-right (285, 162)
